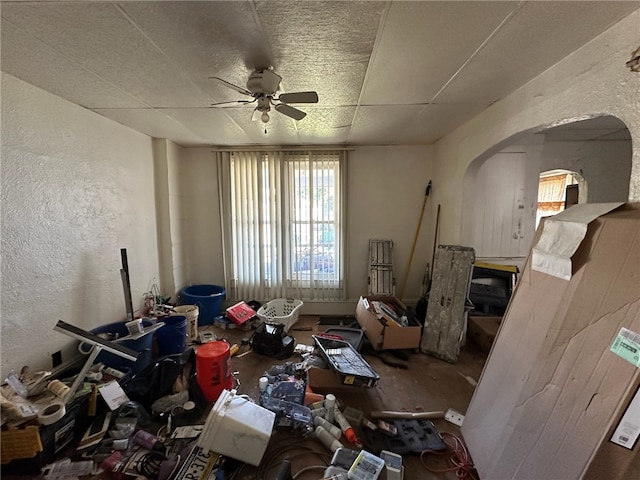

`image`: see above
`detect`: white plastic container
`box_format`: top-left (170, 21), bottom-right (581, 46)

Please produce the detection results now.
top-left (173, 304), bottom-right (199, 342)
top-left (256, 298), bottom-right (304, 332)
top-left (197, 389), bottom-right (275, 466)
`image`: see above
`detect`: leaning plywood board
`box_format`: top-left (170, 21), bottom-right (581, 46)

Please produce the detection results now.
top-left (462, 203), bottom-right (640, 480)
top-left (421, 245), bottom-right (475, 363)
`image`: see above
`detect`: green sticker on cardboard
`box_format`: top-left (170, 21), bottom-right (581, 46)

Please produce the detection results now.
top-left (610, 328), bottom-right (640, 368)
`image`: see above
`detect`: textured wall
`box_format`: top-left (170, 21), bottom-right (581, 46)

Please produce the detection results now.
top-left (1, 74), bottom-right (159, 378)
top-left (540, 140), bottom-right (632, 203)
top-left (434, 11), bottom-right (640, 245)
top-left (177, 145), bottom-right (433, 312)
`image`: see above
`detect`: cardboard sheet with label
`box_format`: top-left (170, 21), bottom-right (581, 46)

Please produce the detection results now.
top-left (462, 203), bottom-right (640, 480)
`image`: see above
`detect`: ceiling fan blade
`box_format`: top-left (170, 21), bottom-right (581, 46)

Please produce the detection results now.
top-left (275, 103), bottom-right (307, 121)
top-left (278, 91), bottom-right (319, 104)
top-left (260, 69), bottom-right (282, 95)
top-left (210, 99), bottom-right (255, 107)
top-left (209, 76), bottom-right (253, 96)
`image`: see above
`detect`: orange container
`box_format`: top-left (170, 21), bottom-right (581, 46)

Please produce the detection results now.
top-left (196, 341), bottom-right (233, 402)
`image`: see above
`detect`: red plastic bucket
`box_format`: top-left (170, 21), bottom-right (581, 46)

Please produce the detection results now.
top-left (196, 341), bottom-right (233, 402)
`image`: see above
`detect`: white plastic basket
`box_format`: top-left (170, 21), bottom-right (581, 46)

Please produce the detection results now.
top-left (256, 298), bottom-right (304, 333)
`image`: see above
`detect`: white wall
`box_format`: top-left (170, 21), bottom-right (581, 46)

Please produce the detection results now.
top-left (461, 135), bottom-right (632, 271)
top-left (153, 138), bottom-right (189, 299)
top-left (540, 139), bottom-right (632, 203)
top-left (179, 148), bottom-right (224, 290)
top-left (174, 145), bottom-right (433, 314)
top-left (462, 148), bottom-right (540, 265)
top-left (434, 11), bottom-right (640, 246)
top-left (1, 74), bottom-right (159, 379)
top-left (348, 146), bottom-right (433, 305)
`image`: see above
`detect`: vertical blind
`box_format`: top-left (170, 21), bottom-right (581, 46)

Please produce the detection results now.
top-left (218, 150), bottom-right (347, 302)
top-left (537, 173), bottom-right (568, 212)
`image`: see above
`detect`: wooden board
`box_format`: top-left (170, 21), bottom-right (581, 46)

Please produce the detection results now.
top-left (421, 245), bottom-right (475, 363)
top-left (368, 239), bottom-right (394, 296)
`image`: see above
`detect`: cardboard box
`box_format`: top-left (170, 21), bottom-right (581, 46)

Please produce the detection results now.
top-left (355, 296), bottom-right (422, 350)
top-left (307, 367), bottom-right (366, 395)
top-left (467, 315), bottom-right (502, 354)
top-left (462, 203), bottom-right (640, 480)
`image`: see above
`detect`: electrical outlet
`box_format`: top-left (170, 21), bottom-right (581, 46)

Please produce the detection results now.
top-left (445, 408), bottom-right (465, 427)
top-left (51, 350), bottom-right (62, 368)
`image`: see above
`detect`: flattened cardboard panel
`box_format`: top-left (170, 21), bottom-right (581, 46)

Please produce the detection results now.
top-left (462, 203), bottom-right (640, 480)
top-left (584, 380), bottom-right (640, 479)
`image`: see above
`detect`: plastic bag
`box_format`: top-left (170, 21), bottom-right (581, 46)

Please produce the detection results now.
top-left (250, 322), bottom-right (295, 359)
top-left (121, 348), bottom-right (206, 416)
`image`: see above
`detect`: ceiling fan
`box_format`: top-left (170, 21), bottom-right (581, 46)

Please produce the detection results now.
top-left (209, 69), bottom-right (318, 123)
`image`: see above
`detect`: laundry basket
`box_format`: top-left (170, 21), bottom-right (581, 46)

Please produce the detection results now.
top-left (257, 298), bottom-right (304, 333)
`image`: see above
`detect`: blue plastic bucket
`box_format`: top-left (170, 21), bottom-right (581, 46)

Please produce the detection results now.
top-left (178, 284), bottom-right (226, 325)
top-left (79, 319), bottom-right (154, 374)
top-left (156, 315), bottom-right (187, 356)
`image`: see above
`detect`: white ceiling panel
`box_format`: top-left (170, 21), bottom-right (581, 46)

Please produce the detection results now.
top-left (296, 107), bottom-right (357, 145)
top-left (1, 20), bottom-right (148, 109)
top-left (350, 102), bottom-right (487, 145)
top-left (361, 1), bottom-right (519, 105)
top-left (2, 1), bottom-right (636, 147)
top-left (436, 1), bottom-right (640, 105)
top-left (350, 105), bottom-right (428, 144)
top-left (92, 108), bottom-right (212, 146)
top-left (117, 2), bottom-right (270, 99)
top-left (1, 2), bottom-right (211, 107)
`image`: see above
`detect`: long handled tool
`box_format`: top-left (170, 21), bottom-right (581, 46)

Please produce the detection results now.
top-left (430, 204), bottom-right (441, 278)
top-left (398, 181), bottom-right (431, 300)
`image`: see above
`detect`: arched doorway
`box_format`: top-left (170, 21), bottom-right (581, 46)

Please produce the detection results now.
top-left (461, 115), bottom-right (632, 272)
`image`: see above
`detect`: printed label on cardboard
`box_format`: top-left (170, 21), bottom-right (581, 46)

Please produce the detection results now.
top-left (610, 328), bottom-right (640, 368)
top-left (610, 387), bottom-right (640, 449)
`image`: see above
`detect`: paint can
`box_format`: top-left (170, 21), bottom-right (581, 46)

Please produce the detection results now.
top-left (195, 341), bottom-right (233, 402)
top-left (173, 305), bottom-right (199, 343)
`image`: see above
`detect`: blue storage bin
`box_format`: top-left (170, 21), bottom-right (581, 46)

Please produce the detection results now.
top-left (178, 284), bottom-right (226, 325)
top-left (78, 319), bottom-right (154, 373)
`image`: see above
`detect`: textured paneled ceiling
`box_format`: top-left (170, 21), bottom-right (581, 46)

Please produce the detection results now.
top-left (1, 1), bottom-right (637, 147)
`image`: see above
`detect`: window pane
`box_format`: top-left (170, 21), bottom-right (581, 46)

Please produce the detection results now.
top-left (227, 150), bottom-right (343, 300)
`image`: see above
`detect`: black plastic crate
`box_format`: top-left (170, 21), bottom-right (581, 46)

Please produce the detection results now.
top-left (1, 393), bottom-right (91, 475)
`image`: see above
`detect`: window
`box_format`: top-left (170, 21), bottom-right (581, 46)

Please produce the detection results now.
top-left (536, 170), bottom-right (582, 228)
top-left (218, 150), bottom-right (346, 302)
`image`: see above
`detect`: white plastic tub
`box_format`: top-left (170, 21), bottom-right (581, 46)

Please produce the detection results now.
top-left (196, 389), bottom-right (275, 466)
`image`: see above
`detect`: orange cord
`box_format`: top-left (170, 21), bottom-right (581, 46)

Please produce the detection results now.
top-left (420, 432), bottom-right (479, 479)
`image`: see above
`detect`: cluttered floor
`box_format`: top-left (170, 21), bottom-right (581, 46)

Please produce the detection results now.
top-left (2, 314), bottom-right (489, 480)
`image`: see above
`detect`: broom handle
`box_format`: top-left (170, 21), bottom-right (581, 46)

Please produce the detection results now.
top-left (430, 204), bottom-right (441, 277)
top-left (398, 181), bottom-right (431, 300)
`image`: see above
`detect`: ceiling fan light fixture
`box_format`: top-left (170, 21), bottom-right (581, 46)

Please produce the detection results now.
top-left (211, 69), bottom-right (317, 123)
